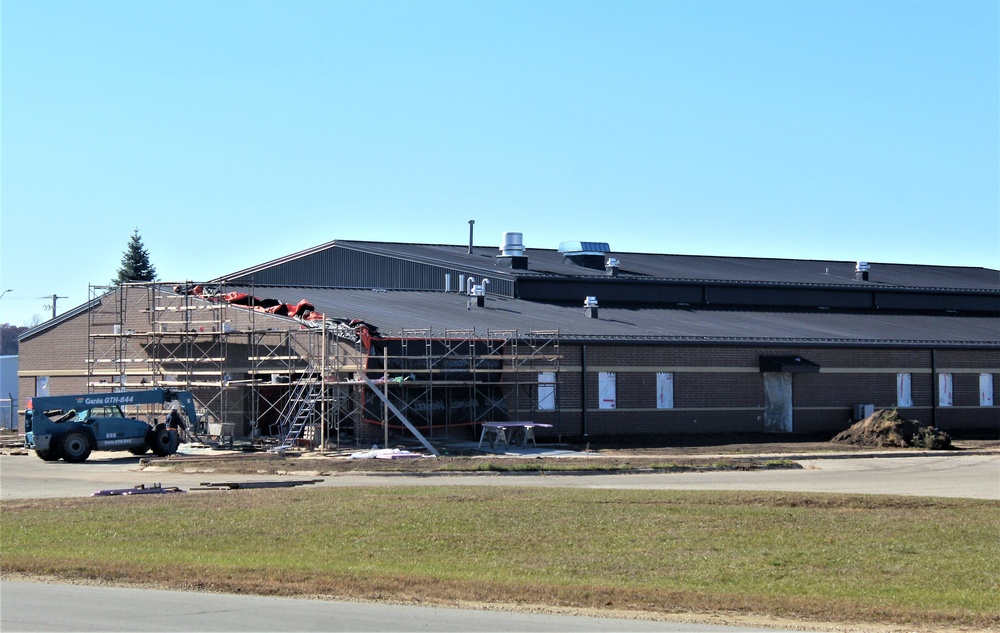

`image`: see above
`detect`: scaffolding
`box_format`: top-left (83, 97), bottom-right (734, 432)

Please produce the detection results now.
top-left (86, 282), bottom-right (561, 451)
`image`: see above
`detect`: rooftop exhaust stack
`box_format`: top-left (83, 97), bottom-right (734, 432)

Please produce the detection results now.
top-left (605, 257), bottom-right (620, 277)
top-left (855, 261), bottom-right (871, 281)
top-left (497, 232), bottom-right (528, 269)
top-left (584, 296), bottom-right (599, 319)
top-left (468, 220), bottom-right (475, 254)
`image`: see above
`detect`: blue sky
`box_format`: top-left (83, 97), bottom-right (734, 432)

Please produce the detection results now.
top-left (2, 0), bottom-right (998, 327)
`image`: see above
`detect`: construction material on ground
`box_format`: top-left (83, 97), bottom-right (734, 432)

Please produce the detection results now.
top-left (349, 448), bottom-right (423, 459)
top-left (92, 483), bottom-right (185, 496)
top-left (191, 479), bottom-right (324, 490)
top-left (831, 409), bottom-right (953, 449)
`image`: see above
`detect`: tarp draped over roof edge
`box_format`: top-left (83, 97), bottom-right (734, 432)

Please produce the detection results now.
top-left (759, 355), bottom-right (821, 373)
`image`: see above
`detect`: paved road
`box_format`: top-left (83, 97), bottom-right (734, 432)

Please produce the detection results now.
top-left (0, 581), bottom-right (804, 632)
top-left (2, 451), bottom-right (998, 500)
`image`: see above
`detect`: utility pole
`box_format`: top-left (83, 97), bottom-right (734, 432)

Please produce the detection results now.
top-left (40, 294), bottom-right (68, 320)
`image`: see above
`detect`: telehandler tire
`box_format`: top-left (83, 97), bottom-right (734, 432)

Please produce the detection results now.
top-left (149, 425), bottom-right (179, 457)
top-left (62, 432), bottom-right (92, 463)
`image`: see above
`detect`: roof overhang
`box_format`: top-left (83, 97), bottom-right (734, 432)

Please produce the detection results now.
top-left (759, 355), bottom-right (821, 373)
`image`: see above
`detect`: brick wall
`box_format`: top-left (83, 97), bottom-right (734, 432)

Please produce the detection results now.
top-left (540, 343), bottom-right (999, 439)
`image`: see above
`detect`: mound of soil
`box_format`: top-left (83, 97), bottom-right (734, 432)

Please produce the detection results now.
top-left (831, 409), bottom-right (952, 449)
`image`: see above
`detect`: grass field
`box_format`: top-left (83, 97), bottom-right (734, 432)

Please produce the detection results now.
top-left (3, 487), bottom-right (998, 630)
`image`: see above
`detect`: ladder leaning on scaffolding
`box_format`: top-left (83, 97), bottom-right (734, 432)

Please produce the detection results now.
top-left (272, 368), bottom-right (323, 452)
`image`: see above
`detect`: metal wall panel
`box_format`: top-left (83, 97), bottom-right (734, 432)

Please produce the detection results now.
top-left (228, 246), bottom-right (516, 297)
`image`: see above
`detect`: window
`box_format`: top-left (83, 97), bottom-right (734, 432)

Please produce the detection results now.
top-left (938, 373), bottom-right (953, 407)
top-left (656, 372), bottom-right (674, 409)
top-left (537, 372), bottom-right (556, 411)
top-left (897, 373), bottom-right (912, 407)
top-left (598, 372), bottom-right (616, 409)
top-left (981, 374), bottom-right (995, 407)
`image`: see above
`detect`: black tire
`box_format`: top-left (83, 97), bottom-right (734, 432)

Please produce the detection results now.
top-left (62, 432), bottom-right (92, 463)
top-left (128, 444), bottom-right (150, 456)
top-left (35, 447), bottom-right (61, 461)
top-left (149, 425), bottom-right (179, 457)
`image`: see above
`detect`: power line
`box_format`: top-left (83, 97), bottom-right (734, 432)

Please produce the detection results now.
top-left (37, 294), bottom-right (68, 320)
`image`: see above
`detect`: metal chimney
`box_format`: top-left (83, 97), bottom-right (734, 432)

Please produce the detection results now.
top-left (584, 296), bottom-right (599, 319)
top-left (855, 261), bottom-right (870, 281)
top-left (497, 231), bottom-right (528, 269)
top-left (468, 220), bottom-right (475, 254)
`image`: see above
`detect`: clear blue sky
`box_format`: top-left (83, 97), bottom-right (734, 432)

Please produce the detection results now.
top-left (2, 0), bottom-right (998, 327)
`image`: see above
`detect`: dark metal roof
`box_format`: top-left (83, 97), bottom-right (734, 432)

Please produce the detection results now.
top-left (225, 286), bottom-right (1000, 348)
top-left (336, 241), bottom-right (1000, 291)
top-left (221, 239), bottom-right (1000, 291)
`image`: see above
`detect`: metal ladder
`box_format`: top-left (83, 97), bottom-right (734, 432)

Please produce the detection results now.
top-left (273, 371), bottom-right (322, 451)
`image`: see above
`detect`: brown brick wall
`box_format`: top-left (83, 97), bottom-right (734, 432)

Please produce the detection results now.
top-left (537, 344), bottom-right (999, 439)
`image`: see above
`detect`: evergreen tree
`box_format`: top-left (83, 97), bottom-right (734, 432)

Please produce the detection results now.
top-left (112, 229), bottom-right (157, 285)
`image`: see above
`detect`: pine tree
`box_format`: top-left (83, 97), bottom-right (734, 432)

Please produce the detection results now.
top-left (112, 229), bottom-right (157, 285)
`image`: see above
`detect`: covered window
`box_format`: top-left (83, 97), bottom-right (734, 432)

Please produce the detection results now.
top-left (598, 372), bottom-right (616, 409)
top-left (656, 372), bottom-right (674, 409)
top-left (897, 373), bottom-right (912, 407)
top-left (938, 374), bottom-right (953, 407)
top-left (981, 374), bottom-right (995, 407)
top-left (537, 372), bottom-right (556, 411)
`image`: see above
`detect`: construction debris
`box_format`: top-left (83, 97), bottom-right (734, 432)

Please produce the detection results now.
top-left (92, 483), bottom-right (185, 496)
top-left (831, 409), bottom-right (953, 449)
top-left (191, 478), bottom-right (324, 490)
top-left (350, 448), bottom-right (423, 460)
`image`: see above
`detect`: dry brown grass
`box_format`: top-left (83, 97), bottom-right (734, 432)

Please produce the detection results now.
top-left (3, 487), bottom-right (998, 631)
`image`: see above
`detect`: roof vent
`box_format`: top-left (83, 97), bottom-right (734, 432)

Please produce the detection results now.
top-left (605, 257), bottom-right (620, 277)
top-left (855, 261), bottom-right (870, 281)
top-left (500, 232), bottom-right (524, 256)
top-left (584, 296), bottom-right (599, 319)
top-left (559, 241), bottom-right (611, 270)
top-left (497, 232), bottom-right (528, 269)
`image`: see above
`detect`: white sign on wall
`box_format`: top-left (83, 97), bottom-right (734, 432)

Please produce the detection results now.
top-left (981, 374), bottom-right (994, 407)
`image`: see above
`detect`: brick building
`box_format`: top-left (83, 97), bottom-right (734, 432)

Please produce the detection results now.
top-left (17, 236), bottom-right (1000, 445)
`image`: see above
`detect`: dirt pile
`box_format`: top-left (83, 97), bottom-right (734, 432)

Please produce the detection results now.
top-left (831, 409), bottom-right (952, 449)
